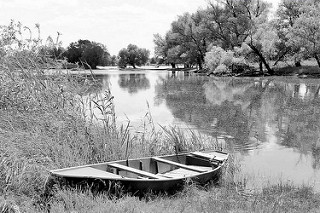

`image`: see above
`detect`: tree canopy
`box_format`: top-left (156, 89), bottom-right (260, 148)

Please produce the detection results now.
top-left (63, 39), bottom-right (111, 69)
top-left (117, 44), bottom-right (150, 68)
top-left (154, 0), bottom-right (320, 74)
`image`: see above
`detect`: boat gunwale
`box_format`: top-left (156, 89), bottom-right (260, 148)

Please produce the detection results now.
top-left (50, 151), bottom-right (229, 182)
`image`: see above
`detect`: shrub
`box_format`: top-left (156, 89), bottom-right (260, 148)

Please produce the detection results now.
top-left (204, 46), bottom-right (225, 71)
top-left (214, 64), bottom-right (229, 74)
top-left (205, 46), bottom-right (236, 73)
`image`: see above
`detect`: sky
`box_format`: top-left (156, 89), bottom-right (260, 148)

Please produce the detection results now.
top-left (0, 0), bottom-right (281, 56)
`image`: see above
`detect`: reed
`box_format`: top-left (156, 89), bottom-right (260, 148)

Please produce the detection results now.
top-left (1, 22), bottom-right (320, 212)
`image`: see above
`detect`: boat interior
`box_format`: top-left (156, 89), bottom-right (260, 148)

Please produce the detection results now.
top-left (52, 151), bottom-right (228, 180)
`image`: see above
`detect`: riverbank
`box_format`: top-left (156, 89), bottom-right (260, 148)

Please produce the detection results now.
top-left (206, 60), bottom-right (320, 78)
top-left (2, 61), bottom-right (320, 212)
top-left (48, 184), bottom-right (320, 212)
top-left (4, 179), bottom-right (320, 212)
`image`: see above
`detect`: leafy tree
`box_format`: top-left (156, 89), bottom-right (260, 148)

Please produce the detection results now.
top-left (155, 12), bottom-right (210, 69)
top-left (275, 0), bottom-right (305, 66)
top-left (206, 0), bottom-right (275, 74)
top-left (149, 57), bottom-right (157, 64)
top-left (117, 44), bottom-right (150, 68)
top-left (154, 31), bottom-right (182, 68)
top-left (153, 33), bottom-right (168, 63)
top-left (63, 40), bottom-right (110, 69)
top-left (286, 1), bottom-right (320, 68)
top-left (110, 55), bottom-right (117, 66)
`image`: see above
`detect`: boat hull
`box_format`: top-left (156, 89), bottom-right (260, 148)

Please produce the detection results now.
top-left (48, 151), bottom-right (228, 194)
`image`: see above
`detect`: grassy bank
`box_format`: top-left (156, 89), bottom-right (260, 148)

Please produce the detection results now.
top-left (0, 46), bottom-right (217, 212)
top-left (36, 184), bottom-right (320, 213)
top-left (1, 31), bottom-right (320, 212)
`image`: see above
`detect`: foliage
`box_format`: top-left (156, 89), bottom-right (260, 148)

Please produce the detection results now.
top-left (117, 44), bottom-right (150, 68)
top-left (154, 12), bottom-right (209, 69)
top-left (286, 0), bottom-right (320, 67)
top-left (110, 55), bottom-right (118, 66)
top-left (41, 184), bottom-right (320, 213)
top-left (205, 46), bottom-right (235, 73)
top-left (63, 39), bottom-right (111, 69)
top-left (0, 21), bottom-right (125, 210)
top-left (154, 0), bottom-right (279, 74)
top-left (274, 0), bottom-right (307, 66)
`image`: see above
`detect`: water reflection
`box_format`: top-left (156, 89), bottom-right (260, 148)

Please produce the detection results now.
top-left (87, 71), bottom-right (320, 190)
top-left (155, 76), bottom-right (320, 163)
top-left (118, 73), bottom-right (150, 94)
top-left (155, 75), bottom-right (320, 189)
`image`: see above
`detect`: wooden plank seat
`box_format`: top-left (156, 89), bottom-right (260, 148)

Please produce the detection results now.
top-left (152, 157), bottom-right (208, 173)
top-left (160, 168), bottom-right (199, 178)
top-left (54, 167), bottom-right (124, 179)
top-left (108, 163), bottom-right (165, 179)
top-left (190, 152), bottom-right (226, 162)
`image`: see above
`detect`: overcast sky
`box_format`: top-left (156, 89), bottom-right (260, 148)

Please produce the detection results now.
top-left (0, 0), bottom-right (280, 56)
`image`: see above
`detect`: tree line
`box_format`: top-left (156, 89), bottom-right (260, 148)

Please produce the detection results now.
top-left (45, 40), bottom-right (150, 69)
top-left (0, 22), bottom-right (151, 70)
top-left (153, 0), bottom-right (320, 75)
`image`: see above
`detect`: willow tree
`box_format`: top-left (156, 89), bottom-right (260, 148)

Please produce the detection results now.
top-left (287, 1), bottom-right (320, 68)
top-left (117, 44), bottom-right (150, 68)
top-left (206, 0), bottom-right (276, 74)
top-left (274, 0), bottom-right (305, 66)
top-left (154, 11), bottom-right (210, 69)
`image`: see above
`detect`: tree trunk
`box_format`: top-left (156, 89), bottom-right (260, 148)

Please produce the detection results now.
top-left (197, 56), bottom-right (203, 70)
top-left (314, 54), bottom-right (320, 68)
top-left (273, 49), bottom-right (290, 66)
top-left (259, 61), bottom-right (263, 73)
top-left (129, 62), bottom-right (136, 68)
top-left (248, 44), bottom-right (274, 75)
top-left (295, 61), bottom-right (301, 67)
top-left (171, 63), bottom-right (176, 68)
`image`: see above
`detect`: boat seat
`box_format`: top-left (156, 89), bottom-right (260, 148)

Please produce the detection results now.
top-left (52, 167), bottom-right (124, 179)
top-left (108, 163), bottom-right (165, 179)
top-left (152, 157), bottom-right (207, 173)
top-left (190, 152), bottom-right (226, 162)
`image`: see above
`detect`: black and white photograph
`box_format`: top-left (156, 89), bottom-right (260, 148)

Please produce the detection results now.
top-left (1, 0), bottom-right (320, 212)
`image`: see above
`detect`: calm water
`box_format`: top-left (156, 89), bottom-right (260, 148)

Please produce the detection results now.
top-left (88, 69), bottom-right (320, 191)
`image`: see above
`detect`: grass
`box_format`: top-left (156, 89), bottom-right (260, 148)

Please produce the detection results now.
top-left (272, 60), bottom-right (320, 76)
top-left (1, 22), bottom-right (320, 212)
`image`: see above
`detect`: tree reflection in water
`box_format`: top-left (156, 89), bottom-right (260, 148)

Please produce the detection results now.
top-left (155, 76), bottom-right (320, 168)
top-left (118, 73), bottom-right (150, 94)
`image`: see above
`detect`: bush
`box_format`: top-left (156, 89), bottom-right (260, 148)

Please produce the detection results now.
top-left (204, 45), bottom-right (253, 74)
top-left (205, 46), bottom-right (236, 73)
top-left (204, 46), bottom-right (225, 71)
top-left (214, 64), bottom-right (229, 74)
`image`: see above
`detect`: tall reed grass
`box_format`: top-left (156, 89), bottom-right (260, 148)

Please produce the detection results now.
top-left (0, 21), bottom-right (223, 212)
top-left (1, 21), bottom-right (319, 213)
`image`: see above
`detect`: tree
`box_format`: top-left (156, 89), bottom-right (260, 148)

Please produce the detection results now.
top-left (110, 55), bottom-right (117, 66)
top-left (155, 12), bottom-right (210, 69)
top-left (287, 1), bottom-right (320, 68)
top-left (154, 31), bottom-right (184, 68)
top-left (275, 0), bottom-right (305, 66)
top-left (206, 0), bottom-right (276, 74)
top-left (63, 40), bottom-right (111, 69)
top-left (117, 44), bottom-right (150, 68)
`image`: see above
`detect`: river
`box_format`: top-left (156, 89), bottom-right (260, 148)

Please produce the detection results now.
top-left (85, 69), bottom-right (320, 191)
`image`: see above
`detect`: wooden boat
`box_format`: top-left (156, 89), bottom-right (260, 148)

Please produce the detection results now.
top-left (49, 150), bottom-right (229, 193)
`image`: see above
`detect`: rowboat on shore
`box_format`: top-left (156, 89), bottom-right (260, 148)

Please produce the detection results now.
top-left (48, 150), bottom-right (229, 193)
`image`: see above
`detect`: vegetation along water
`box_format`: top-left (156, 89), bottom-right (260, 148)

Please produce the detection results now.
top-left (2, 0), bottom-right (320, 212)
